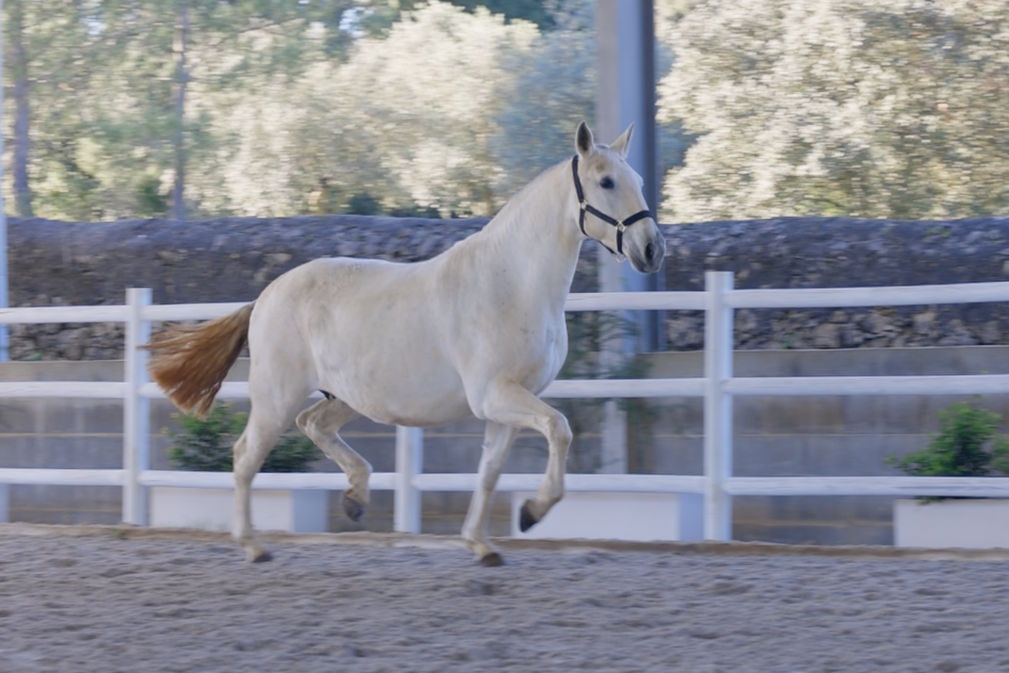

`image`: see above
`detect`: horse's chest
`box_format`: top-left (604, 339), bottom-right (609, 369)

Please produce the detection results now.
top-left (506, 316), bottom-right (568, 391)
top-left (503, 309), bottom-right (564, 351)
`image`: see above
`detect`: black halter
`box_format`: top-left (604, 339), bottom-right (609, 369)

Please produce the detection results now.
top-left (571, 155), bottom-right (653, 258)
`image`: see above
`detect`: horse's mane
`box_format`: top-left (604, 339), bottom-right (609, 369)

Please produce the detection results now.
top-left (482, 159), bottom-right (570, 235)
top-left (436, 157), bottom-right (575, 266)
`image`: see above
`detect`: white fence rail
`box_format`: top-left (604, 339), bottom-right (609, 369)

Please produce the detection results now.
top-left (3, 273), bottom-right (1009, 541)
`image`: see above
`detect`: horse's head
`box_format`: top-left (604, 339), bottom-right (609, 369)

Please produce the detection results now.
top-left (572, 121), bottom-right (666, 274)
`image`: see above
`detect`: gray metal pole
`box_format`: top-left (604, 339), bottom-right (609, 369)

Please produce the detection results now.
top-left (595, 0), bottom-right (661, 353)
top-left (595, 0), bottom-right (659, 474)
top-left (0, 0), bottom-right (9, 362)
top-left (0, 0), bottom-right (9, 521)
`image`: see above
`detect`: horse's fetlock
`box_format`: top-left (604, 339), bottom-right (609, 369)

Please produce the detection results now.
top-left (551, 487), bottom-right (565, 507)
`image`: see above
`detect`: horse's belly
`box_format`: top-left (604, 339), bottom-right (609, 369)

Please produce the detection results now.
top-left (339, 383), bottom-right (472, 427)
top-left (321, 353), bottom-right (473, 427)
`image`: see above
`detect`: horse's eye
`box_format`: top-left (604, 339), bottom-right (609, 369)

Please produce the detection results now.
top-left (601, 176), bottom-right (615, 190)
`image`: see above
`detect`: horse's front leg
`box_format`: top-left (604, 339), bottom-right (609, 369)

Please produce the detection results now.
top-left (478, 380), bottom-right (573, 538)
top-left (461, 421), bottom-right (519, 566)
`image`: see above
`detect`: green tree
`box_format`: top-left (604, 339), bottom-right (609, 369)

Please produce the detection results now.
top-left (281, 1), bottom-right (598, 219)
top-left (398, 0), bottom-right (556, 30)
top-left (658, 0), bottom-right (1009, 222)
top-left (5, 0), bottom-right (613, 221)
top-left (2, 0), bottom-right (102, 217)
top-left (279, 1), bottom-right (539, 218)
top-left (492, 0), bottom-right (595, 192)
top-left (6, 0), bottom-right (367, 221)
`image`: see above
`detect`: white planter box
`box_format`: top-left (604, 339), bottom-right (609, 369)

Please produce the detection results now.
top-left (894, 498), bottom-right (1009, 549)
top-left (150, 486), bottom-right (329, 533)
top-left (511, 491), bottom-right (703, 542)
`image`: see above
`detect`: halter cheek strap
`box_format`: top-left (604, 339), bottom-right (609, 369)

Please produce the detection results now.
top-left (571, 155), bottom-right (653, 258)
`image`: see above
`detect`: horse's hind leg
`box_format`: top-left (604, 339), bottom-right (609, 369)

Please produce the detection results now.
top-left (232, 409), bottom-right (289, 562)
top-left (296, 398), bottom-right (371, 521)
top-left (461, 421), bottom-right (519, 566)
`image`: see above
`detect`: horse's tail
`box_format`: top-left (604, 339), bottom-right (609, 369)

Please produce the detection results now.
top-left (143, 302), bottom-right (256, 419)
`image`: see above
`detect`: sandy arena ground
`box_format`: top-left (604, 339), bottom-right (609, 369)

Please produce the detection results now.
top-left (0, 524), bottom-right (1008, 673)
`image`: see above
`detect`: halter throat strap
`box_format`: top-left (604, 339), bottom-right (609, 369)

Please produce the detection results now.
top-left (571, 155), bottom-right (653, 258)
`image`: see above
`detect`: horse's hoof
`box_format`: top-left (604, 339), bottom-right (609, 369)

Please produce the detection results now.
top-left (519, 500), bottom-right (539, 533)
top-left (479, 552), bottom-right (504, 567)
top-left (342, 493), bottom-right (365, 522)
top-left (248, 549), bottom-right (272, 564)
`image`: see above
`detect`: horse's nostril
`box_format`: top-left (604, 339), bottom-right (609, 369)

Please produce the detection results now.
top-left (645, 243), bottom-right (655, 261)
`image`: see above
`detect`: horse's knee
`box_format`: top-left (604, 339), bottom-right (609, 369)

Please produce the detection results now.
top-left (232, 451), bottom-right (259, 481)
top-left (548, 413), bottom-right (573, 451)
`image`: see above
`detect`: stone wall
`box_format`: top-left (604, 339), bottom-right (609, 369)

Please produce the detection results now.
top-left (9, 215), bottom-right (1009, 359)
top-left (10, 216), bottom-right (495, 360)
top-left (663, 216), bottom-right (1009, 350)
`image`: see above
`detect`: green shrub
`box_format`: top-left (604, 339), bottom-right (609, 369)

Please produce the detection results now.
top-left (165, 403), bottom-right (321, 473)
top-left (887, 399), bottom-right (1009, 478)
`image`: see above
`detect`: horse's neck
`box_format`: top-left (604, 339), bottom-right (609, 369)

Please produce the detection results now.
top-left (467, 161), bottom-right (583, 310)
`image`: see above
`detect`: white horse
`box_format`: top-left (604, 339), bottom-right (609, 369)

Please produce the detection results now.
top-left (145, 121), bottom-right (666, 566)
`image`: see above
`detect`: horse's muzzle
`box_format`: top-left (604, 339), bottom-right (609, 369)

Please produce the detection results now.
top-left (628, 231), bottom-right (666, 274)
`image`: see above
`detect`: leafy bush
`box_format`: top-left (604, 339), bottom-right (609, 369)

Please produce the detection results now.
top-left (887, 399), bottom-right (1009, 479)
top-left (165, 403), bottom-right (320, 473)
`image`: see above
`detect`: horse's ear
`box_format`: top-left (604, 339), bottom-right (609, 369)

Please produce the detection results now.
top-left (610, 123), bottom-right (634, 159)
top-left (575, 121), bottom-right (594, 158)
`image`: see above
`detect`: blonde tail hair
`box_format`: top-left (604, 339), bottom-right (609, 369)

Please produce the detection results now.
top-left (143, 303), bottom-right (255, 418)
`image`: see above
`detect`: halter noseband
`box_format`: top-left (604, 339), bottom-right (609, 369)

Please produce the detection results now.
top-left (571, 154), bottom-right (653, 258)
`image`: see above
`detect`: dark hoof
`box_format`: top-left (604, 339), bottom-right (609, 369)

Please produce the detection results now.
top-left (519, 500), bottom-right (539, 533)
top-left (251, 550), bottom-right (273, 564)
top-left (342, 493), bottom-right (364, 522)
top-left (479, 552), bottom-right (504, 567)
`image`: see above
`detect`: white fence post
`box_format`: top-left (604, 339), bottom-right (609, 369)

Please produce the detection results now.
top-left (704, 271), bottom-right (734, 541)
top-left (394, 426), bottom-right (423, 533)
top-left (393, 429), bottom-right (421, 532)
top-left (123, 288), bottom-right (151, 525)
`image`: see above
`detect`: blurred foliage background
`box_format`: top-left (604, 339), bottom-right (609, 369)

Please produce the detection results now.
top-left (659, 0), bottom-right (1009, 222)
top-left (1, 0), bottom-right (1006, 223)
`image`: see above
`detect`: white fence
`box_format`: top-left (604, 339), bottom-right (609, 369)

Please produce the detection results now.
top-left (3, 271), bottom-right (1009, 541)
